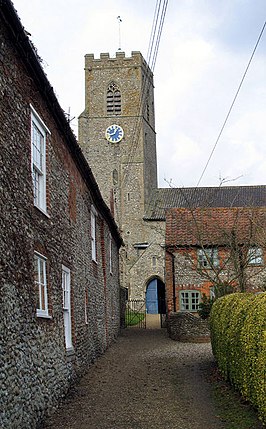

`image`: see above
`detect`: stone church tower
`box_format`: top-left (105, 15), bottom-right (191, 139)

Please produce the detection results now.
top-left (79, 51), bottom-right (165, 302)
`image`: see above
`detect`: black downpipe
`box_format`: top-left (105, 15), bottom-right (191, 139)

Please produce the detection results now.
top-left (172, 253), bottom-right (176, 312)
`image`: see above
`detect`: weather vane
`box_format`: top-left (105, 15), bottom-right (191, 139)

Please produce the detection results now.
top-left (117, 16), bottom-right (122, 51)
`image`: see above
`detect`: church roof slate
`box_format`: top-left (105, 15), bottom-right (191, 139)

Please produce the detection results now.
top-left (144, 186), bottom-right (266, 221)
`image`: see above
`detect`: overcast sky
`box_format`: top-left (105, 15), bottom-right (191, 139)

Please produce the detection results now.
top-left (14, 0), bottom-right (266, 188)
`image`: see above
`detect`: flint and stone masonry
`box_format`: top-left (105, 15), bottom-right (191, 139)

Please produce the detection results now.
top-left (78, 51), bottom-right (166, 300)
top-left (0, 3), bottom-right (122, 428)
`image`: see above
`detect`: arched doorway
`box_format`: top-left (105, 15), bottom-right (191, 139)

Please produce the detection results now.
top-left (146, 278), bottom-right (166, 314)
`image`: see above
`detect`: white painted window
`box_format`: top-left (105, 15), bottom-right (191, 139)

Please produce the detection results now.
top-left (248, 247), bottom-right (263, 265)
top-left (91, 206), bottom-right (97, 262)
top-left (210, 287), bottom-right (216, 300)
top-left (198, 248), bottom-right (219, 268)
top-left (62, 265), bottom-right (72, 350)
top-left (180, 291), bottom-right (200, 312)
top-left (31, 106), bottom-right (50, 212)
top-left (34, 252), bottom-right (49, 317)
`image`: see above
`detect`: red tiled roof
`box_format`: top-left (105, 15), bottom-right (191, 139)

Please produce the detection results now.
top-left (165, 207), bottom-right (266, 246)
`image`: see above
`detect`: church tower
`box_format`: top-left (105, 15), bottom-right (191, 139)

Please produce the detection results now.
top-left (79, 51), bottom-right (163, 296)
top-left (79, 51), bottom-right (157, 218)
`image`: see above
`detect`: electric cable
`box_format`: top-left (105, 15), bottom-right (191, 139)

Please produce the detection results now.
top-left (196, 20), bottom-right (266, 187)
top-left (121, 0), bottom-right (168, 188)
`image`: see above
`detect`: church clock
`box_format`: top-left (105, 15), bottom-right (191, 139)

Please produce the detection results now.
top-left (105, 124), bottom-right (124, 143)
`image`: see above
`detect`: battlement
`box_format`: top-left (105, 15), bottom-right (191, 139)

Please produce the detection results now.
top-left (85, 51), bottom-right (141, 61)
top-left (85, 51), bottom-right (152, 76)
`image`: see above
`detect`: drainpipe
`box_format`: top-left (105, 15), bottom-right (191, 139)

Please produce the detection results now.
top-left (172, 252), bottom-right (176, 312)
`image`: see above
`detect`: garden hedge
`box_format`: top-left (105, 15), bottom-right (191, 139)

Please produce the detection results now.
top-left (210, 292), bottom-right (266, 424)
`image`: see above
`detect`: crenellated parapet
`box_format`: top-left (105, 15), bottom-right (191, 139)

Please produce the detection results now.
top-left (84, 51), bottom-right (153, 79)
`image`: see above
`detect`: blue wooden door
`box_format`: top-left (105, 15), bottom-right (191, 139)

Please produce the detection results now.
top-left (146, 279), bottom-right (158, 314)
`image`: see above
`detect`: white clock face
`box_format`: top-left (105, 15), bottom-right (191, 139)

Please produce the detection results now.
top-left (105, 124), bottom-right (124, 143)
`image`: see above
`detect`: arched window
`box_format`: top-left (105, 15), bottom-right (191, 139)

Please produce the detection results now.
top-left (107, 82), bottom-right (121, 115)
top-left (112, 169), bottom-right (118, 185)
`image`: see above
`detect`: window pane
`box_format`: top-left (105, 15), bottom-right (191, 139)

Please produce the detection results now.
top-left (62, 271), bottom-right (69, 310)
top-left (248, 247), bottom-right (263, 265)
top-left (180, 291), bottom-right (200, 312)
top-left (34, 253), bottom-right (48, 315)
top-left (34, 256), bottom-right (39, 282)
top-left (36, 283), bottom-right (41, 308)
top-left (39, 259), bottom-right (45, 284)
top-left (31, 110), bottom-right (46, 211)
top-left (32, 123), bottom-right (44, 171)
top-left (33, 169), bottom-right (39, 204)
top-left (198, 248), bottom-right (219, 268)
top-left (41, 284), bottom-right (46, 310)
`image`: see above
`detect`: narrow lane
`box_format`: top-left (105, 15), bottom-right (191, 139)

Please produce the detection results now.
top-left (44, 329), bottom-right (225, 429)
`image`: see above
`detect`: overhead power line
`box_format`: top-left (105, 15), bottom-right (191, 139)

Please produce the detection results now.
top-left (121, 0), bottom-right (168, 188)
top-left (196, 20), bottom-right (266, 187)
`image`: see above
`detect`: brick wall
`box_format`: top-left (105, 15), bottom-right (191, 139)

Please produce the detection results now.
top-left (165, 208), bottom-right (266, 313)
top-left (0, 6), bottom-right (121, 428)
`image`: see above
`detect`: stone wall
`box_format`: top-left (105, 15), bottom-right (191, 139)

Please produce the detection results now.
top-left (78, 51), bottom-right (160, 298)
top-left (168, 313), bottom-right (210, 343)
top-left (0, 6), bottom-right (122, 428)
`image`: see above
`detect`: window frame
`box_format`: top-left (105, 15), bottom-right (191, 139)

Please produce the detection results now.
top-left (30, 105), bottom-right (50, 214)
top-left (62, 265), bottom-right (73, 350)
top-left (198, 247), bottom-right (219, 269)
top-left (247, 247), bottom-right (263, 266)
top-left (34, 251), bottom-right (50, 318)
top-left (180, 290), bottom-right (201, 312)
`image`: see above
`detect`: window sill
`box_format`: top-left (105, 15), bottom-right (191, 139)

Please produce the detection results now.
top-left (198, 266), bottom-right (219, 270)
top-left (248, 263), bottom-right (264, 267)
top-left (34, 204), bottom-right (51, 219)
top-left (36, 312), bottom-right (52, 319)
top-left (66, 347), bottom-right (75, 362)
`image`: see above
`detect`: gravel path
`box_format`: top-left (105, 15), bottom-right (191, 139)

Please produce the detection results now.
top-left (44, 328), bottom-right (225, 429)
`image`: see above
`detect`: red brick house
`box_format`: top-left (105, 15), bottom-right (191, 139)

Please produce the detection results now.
top-left (165, 207), bottom-right (266, 314)
top-left (0, 2), bottom-right (123, 428)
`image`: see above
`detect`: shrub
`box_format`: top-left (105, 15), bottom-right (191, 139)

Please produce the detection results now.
top-left (213, 281), bottom-right (234, 298)
top-left (198, 294), bottom-right (213, 319)
top-left (210, 292), bottom-right (266, 425)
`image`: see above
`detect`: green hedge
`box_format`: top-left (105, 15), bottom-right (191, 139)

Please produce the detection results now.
top-left (210, 292), bottom-right (266, 424)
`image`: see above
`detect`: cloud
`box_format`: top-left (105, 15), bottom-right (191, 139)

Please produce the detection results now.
top-left (14, 0), bottom-right (266, 188)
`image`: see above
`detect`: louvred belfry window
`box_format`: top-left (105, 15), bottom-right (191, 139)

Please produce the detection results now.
top-left (107, 82), bottom-right (121, 115)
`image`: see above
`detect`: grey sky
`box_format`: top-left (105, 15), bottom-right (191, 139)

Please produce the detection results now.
top-left (14, 0), bottom-right (266, 188)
